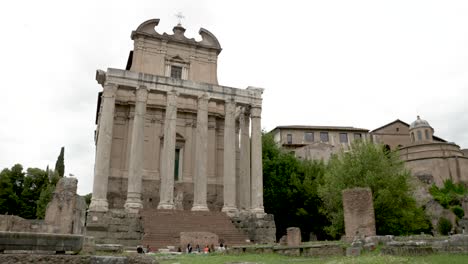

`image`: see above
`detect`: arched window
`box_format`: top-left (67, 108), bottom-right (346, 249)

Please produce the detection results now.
top-left (411, 132), bottom-right (415, 142)
top-left (425, 129), bottom-right (429, 140)
top-left (417, 130), bottom-right (422, 141)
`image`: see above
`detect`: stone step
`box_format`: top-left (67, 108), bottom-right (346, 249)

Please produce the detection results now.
top-left (140, 209), bottom-right (250, 250)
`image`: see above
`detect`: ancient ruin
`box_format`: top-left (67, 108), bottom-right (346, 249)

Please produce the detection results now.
top-left (342, 188), bottom-right (376, 241)
top-left (87, 18), bottom-right (275, 248)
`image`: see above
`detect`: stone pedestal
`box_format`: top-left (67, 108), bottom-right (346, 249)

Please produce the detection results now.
top-left (230, 212), bottom-right (276, 244)
top-left (342, 187), bottom-right (376, 241)
top-left (286, 227), bottom-right (302, 246)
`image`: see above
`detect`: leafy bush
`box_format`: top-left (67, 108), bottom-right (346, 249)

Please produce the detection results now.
top-left (451, 205), bottom-right (465, 219)
top-left (429, 180), bottom-right (467, 209)
top-left (437, 217), bottom-right (452, 235)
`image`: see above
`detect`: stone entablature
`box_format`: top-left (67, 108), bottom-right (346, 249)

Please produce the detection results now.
top-left (99, 68), bottom-right (263, 107)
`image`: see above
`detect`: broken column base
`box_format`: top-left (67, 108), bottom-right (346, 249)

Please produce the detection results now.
top-left (230, 212), bottom-right (276, 244)
top-left (85, 209), bottom-right (143, 247)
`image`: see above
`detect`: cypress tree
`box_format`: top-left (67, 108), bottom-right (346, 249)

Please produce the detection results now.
top-left (54, 147), bottom-right (65, 177)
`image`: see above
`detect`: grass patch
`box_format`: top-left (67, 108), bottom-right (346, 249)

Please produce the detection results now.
top-left (156, 253), bottom-right (468, 264)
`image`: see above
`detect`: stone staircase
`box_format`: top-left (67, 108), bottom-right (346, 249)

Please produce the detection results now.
top-left (140, 209), bottom-right (250, 250)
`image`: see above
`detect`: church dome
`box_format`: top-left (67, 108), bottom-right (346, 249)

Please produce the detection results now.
top-left (409, 116), bottom-right (432, 129)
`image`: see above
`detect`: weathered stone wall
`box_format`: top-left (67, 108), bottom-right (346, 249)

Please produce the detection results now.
top-left (342, 188), bottom-right (376, 241)
top-left (230, 213), bottom-right (276, 244)
top-left (0, 254), bottom-right (157, 264)
top-left (0, 215), bottom-right (53, 233)
top-left (86, 210), bottom-right (143, 246)
top-left (45, 177), bottom-right (86, 234)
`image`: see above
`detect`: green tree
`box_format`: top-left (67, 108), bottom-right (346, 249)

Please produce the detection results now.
top-left (263, 133), bottom-right (329, 240)
top-left (318, 141), bottom-right (430, 238)
top-left (20, 168), bottom-right (49, 219)
top-left (0, 165), bottom-right (48, 219)
top-left (0, 167), bottom-right (21, 215)
top-left (55, 147), bottom-right (65, 178)
top-left (36, 168), bottom-right (59, 219)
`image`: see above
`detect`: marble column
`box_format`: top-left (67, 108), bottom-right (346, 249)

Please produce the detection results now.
top-left (158, 90), bottom-right (178, 210)
top-left (89, 83), bottom-right (117, 212)
top-left (222, 99), bottom-right (238, 213)
top-left (192, 93), bottom-right (209, 211)
top-left (250, 106), bottom-right (265, 215)
top-left (124, 87), bottom-right (148, 213)
top-left (239, 108), bottom-right (251, 211)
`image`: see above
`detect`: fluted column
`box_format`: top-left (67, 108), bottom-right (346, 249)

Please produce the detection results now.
top-left (158, 90), bottom-right (178, 210)
top-left (124, 87), bottom-right (148, 213)
top-left (239, 108), bottom-right (251, 211)
top-left (89, 83), bottom-right (117, 212)
top-left (222, 99), bottom-right (238, 213)
top-left (250, 106), bottom-right (265, 215)
top-left (192, 93), bottom-right (209, 211)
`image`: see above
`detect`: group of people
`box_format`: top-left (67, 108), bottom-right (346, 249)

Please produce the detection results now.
top-left (185, 243), bottom-right (227, 254)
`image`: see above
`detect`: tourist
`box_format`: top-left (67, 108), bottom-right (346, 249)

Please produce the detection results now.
top-left (217, 243), bottom-right (226, 252)
top-left (137, 246), bottom-right (144, 254)
top-left (186, 243), bottom-right (192, 253)
top-left (195, 244), bottom-right (201, 253)
top-left (203, 245), bottom-right (209, 254)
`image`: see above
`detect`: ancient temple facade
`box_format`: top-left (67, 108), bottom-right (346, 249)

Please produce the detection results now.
top-left (89, 19), bottom-right (266, 216)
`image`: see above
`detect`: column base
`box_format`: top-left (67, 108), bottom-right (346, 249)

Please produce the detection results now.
top-left (222, 205), bottom-right (239, 217)
top-left (157, 203), bottom-right (175, 210)
top-left (124, 200), bottom-right (143, 214)
top-left (250, 207), bottom-right (266, 218)
top-left (89, 198), bottom-right (109, 212)
top-left (191, 204), bottom-right (209, 211)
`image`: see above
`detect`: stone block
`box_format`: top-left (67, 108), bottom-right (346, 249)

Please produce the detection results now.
top-left (95, 244), bottom-right (124, 253)
top-left (346, 247), bottom-right (361, 256)
top-left (342, 188), bottom-right (376, 241)
top-left (44, 177), bottom-right (86, 235)
top-left (0, 231), bottom-right (83, 252)
top-left (286, 227), bottom-right (301, 246)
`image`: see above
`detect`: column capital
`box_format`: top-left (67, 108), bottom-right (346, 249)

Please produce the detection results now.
top-left (225, 97), bottom-right (236, 105)
top-left (167, 89), bottom-right (180, 97)
top-left (135, 87), bottom-right (148, 102)
top-left (250, 105), bottom-right (262, 118)
top-left (198, 92), bottom-right (210, 102)
top-left (102, 83), bottom-right (118, 97)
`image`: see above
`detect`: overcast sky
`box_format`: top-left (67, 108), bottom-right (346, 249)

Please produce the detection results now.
top-left (1, 0), bottom-right (467, 194)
